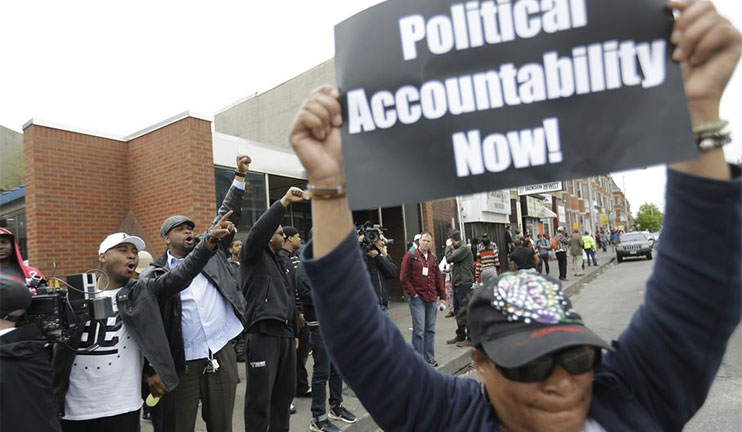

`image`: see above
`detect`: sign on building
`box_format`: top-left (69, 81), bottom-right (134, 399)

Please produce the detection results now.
top-left (484, 190), bottom-right (511, 214)
top-left (518, 182), bottom-right (564, 196)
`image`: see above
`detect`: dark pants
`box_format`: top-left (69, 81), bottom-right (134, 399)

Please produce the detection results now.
top-left (586, 249), bottom-right (598, 266)
top-left (453, 284), bottom-right (473, 341)
top-left (309, 326), bottom-right (343, 419)
top-left (556, 251), bottom-right (568, 279)
top-left (537, 253), bottom-right (550, 274)
top-left (160, 344), bottom-right (238, 432)
top-left (62, 409), bottom-right (139, 432)
top-left (234, 330), bottom-right (247, 361)
top-left (244, 332), bottom-right (296, 432)
top-left (296, 325), bottom-right (311, 395)
top-left (142, 402), bottom-right (162, 432)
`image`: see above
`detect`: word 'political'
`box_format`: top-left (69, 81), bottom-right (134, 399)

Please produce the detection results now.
top-left (400, 0), bottom-right (587, 60)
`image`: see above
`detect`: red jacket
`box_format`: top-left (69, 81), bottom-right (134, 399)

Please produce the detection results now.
top-left (399, 248), bottom-right (445, 302)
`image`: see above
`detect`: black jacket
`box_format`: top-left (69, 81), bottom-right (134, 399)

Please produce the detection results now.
top-left (1, 325), bottom-right (61, 431)
top-left (364, 252), bottom-right (398, 306)
top-left (140, 183), bottom-right (246, 372)
top-left (52, 240), bottom-right (215, 417)
top-left (241, 201), bottom-right (296, 335)
top-left (296, 264), bottom-right (316, 324)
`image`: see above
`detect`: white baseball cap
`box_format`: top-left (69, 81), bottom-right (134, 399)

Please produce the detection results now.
top-left (98, 233), bottom-right (146, 255)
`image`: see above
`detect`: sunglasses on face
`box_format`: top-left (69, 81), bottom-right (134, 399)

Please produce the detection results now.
top-left (495, 345), bottom-right (601, 382)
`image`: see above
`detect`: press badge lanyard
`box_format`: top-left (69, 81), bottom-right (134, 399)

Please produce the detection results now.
top-left (418, 249), bottom-right (430, 277)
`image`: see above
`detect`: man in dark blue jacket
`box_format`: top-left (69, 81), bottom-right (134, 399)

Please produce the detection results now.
top-left (287, 1), bottom-right (741, 430)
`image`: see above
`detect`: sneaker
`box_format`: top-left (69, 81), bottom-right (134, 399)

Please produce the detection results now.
top-left (290, 403), bottom-right (297, 415)
top-left (310, 418), bottom-right (341, 432)
top-left (427, 359), bottom-right (439, 367)
top-left (329, 404), bottom-right (357, 424)
top-left (455, 340), bottom-right (472, 348)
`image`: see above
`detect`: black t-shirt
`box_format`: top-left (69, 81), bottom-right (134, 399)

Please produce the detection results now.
top-left (509, 247), bottom-right (536, 270)
top-left (0, 262), bottom-right (25, 282)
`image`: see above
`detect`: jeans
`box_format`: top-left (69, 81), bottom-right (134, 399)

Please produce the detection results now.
top-left (585, 249), bottom-right (598, 266)
top-left (309, 326), bottom-right (343, 419)
top-left (408, 296), bottom-right (438, 362)
top-left (453, 284), bottom-right (473, 341)
top-left (537, 253), bottom-right (550, 274)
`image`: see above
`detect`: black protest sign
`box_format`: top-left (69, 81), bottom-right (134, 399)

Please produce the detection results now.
top-left (334, 0), bottom-right (695, 210)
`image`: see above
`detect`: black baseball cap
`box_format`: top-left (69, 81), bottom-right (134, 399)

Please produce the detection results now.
top-left (468, 270), bottom-right (612, 368)
top-left (159, 215), bottom-right (195, 237)
top-left (283, 226), bottom-right (299, 238)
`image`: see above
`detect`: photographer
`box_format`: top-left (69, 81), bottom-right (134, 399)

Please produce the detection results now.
top-left (0, 274), bottom-right (61, 432)
top-left (53, 212), bottom-right (234, 432)
top-left (360, 231), bottom-right (398, 313)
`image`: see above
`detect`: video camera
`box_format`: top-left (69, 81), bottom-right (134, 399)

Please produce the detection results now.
top-left (358, 221), bottom-right (394, 252)
top-left (24, 273), bottom-right (115, 345)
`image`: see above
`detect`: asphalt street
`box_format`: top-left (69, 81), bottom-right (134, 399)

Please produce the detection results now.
top-left (570, 257), bottom-right (742, 431)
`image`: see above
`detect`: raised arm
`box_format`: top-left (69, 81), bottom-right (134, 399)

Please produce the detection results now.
top-left (150, 211), bottom-right (235, 300)
top-left (291, 86), bottom-right (477, 430)
top-left (376, 255), bottom-right (398, 280)
top-left (209, 155), bottom-right (251, 251)
top-left (240, 187), bottom-right (304, 263)
top-left (602, 2), bottom-right (741, 429)
top-left (445, 243), bottom-right (468, 264)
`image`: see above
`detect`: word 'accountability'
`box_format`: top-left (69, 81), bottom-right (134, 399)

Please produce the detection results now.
top-left (347, 39), bottom-right (666, 134)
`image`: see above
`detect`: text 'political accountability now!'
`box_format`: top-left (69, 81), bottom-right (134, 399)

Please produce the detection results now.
top-left (334, 0), bottom-right (695, 210)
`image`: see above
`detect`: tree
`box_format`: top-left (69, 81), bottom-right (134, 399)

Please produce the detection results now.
top-left (634, 203), bottom-right (663, 232)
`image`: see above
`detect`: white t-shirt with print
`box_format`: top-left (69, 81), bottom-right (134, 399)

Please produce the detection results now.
top-left (63, 288), bottom-right (143, 420)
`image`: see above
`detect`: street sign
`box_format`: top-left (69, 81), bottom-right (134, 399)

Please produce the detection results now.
top-left (518, 181), bottom-right (563, 196)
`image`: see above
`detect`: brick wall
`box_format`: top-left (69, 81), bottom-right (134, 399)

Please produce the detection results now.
top-left (24, 116), bottom-right (215, 278)
top-left (24, 126), bottom-right (130, 278)
top-left (129, 117), bottom-right (215, 258)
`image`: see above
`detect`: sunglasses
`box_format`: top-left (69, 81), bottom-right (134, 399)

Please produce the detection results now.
top-left (495, 345), bottom-right (601, 382)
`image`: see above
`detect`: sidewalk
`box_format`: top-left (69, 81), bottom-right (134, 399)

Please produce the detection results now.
top-left (339, 248), bottom-right (616, 432)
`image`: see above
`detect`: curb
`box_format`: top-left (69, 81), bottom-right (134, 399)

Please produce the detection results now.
top-left (344, 254), bottom-right (616, 432)
top-left (563, 256), bottom-right (616, 297)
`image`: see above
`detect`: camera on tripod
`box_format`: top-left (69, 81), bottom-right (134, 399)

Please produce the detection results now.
top-left (358, 221), bottom-right (394, 252)
top-left (25, 273), bottom-right (115, 344)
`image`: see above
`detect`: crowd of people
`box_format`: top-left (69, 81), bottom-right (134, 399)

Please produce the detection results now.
top-left (1, 1), bottom-right (740, 431)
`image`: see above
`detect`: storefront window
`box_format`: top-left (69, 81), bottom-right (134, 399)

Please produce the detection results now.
top-left (214, 168), bottom-right (267, 237)
top-left (267, 174), bottom-right (311, 241)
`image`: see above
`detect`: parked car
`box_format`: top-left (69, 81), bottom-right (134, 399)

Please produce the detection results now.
top-left (616, 232), bottom-right (653, 263)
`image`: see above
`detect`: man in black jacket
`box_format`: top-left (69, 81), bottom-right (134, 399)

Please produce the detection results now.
top-left (0, 275), bottom-right (61, 432)
top-left (241, 186), bottom-right (305, 432)
top-left (277, 225), bottom-right (312, 399)
top-left (362, 235), bottom-right (398, 313)
top-left (54, 216), bottom-right (233, 431)
top-left (140, 155), bottom-right (250, 432)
